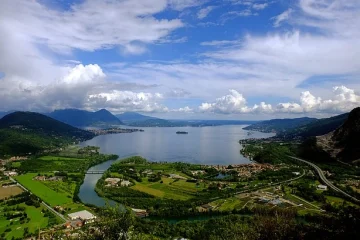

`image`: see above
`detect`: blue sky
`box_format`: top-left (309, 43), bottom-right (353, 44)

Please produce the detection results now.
top-left (0, 0), bottom-right (359, 120)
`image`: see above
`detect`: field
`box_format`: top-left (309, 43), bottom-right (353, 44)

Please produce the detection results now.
top-left (130, 176), bottom-right (206, 200)
top-left (14, 173), bottom-right (72, 206)
top-left (0, 186), bottom-right (23, 200)
top-left (0, 203), bottom-right (53, 240)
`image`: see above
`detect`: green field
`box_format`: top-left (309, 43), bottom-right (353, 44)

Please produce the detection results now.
top-left (38, 156), bottom-right (84, 161)
top-left (14, 173), bottom-right (72, 206)
top-left (0, 203), bottom-right (52, 240)
top-left (130, 177), bottom-right (205, 200)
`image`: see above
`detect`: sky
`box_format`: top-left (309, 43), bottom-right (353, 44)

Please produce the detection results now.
top-left (0, 0), bottom-right (360, 120)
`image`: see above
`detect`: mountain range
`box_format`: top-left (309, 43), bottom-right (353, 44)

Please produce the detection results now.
top-left (48, 109), bottom-right (123, 127)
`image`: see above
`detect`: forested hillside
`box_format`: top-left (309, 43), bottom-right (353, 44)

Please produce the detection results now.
top-left (243, 117), bottom-right (316, 133)
top-left (0, 112), bottom-right (94, 157)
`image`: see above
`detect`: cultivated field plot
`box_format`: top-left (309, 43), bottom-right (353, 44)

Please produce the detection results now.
top-left (131, 177), bottom-right (206, 200)
top-left (0, 186), bottom-right (23, 200)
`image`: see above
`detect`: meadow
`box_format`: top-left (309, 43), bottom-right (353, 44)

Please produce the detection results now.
top-left (14, 173), bottom-right (72, 206)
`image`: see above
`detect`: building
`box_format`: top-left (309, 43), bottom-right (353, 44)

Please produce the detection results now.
top-left (317, 185), bottom-right (328, 191)
top-left (120, 180), bottom-right (131, 187)
top-left (68, 210), bottom-right (96, 224)
top-left (292, 172), bottom-right (301, 176)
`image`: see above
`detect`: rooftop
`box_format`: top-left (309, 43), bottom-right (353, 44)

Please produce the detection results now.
top-left (68, 210), bottom-right (96, 220)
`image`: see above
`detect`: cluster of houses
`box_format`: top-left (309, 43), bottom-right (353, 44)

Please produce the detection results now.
top-left (206, 163), bottom-right (280, 178)
top-left (104, 178), bottom-right (132, 187)
top-left (33, 175), bottom-right (64, 181)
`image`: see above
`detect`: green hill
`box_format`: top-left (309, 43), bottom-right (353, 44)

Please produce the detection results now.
top-left (0, 112), bottom-right (94, 156)
top-left (243, 117), bottom-right (316, 133)
top-left (280, 113), bottom-right (349, 139)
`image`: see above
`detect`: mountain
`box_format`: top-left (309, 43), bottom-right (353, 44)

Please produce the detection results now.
top-left (116, 112), bottom-right (159, 123)
top-left (0, 111), bottom-right (15, 119)
top-left (243, 117), bottom-right (317, 133)
top-left (330, 107), bottom-right (360, 161)
top-left (280, 113), bottom-right (349, 139)
top-left (48, 109), bottom-right (123, 127)
top-left (299, 108), bottom-right (360, 163)
top-left (0, 111), bottom-right (94, 156)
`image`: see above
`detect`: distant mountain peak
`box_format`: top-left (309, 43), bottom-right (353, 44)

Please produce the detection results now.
top-left (48, 108), bottom-right (122, 127)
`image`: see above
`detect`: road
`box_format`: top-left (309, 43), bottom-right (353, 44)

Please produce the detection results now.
top-left (289, 156), bottom-right (360, 203)
top-left (9, 177), bottom-right (68, 222)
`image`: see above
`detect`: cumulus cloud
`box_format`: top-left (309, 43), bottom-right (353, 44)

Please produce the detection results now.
top-left (199, 86), bottom-right (360, 115)
top-left (0, 64), bottom-right (167, 113)
top-left (174, 106), bottom-right (194, 113)
top-left (199, 90), bottom-right (251, 114)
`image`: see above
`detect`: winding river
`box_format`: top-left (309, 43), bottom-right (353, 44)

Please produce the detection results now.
top-left (78, 126), bottom-right (274, 207)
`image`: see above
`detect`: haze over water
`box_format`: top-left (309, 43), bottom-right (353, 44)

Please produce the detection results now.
top-left (80, 125), bottom-right (275, 165)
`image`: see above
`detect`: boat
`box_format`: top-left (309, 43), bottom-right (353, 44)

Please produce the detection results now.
top-left (176, 131), bottom-right (188, 134)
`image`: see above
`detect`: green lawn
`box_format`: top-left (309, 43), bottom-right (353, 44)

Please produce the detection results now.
top-left (0, 204), bottom-right (52, 240)
top-left (14, 173), bottom-right (72, 206)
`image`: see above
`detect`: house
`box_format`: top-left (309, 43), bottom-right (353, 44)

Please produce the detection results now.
top-left (317, 185), bottom-right (328, 191)
top-left (68, 210), bottom-right (96, 224)
top-left (132, 208), bottom-right (149, 218)
top-left (4, 171), bottom-right (17, 177)
top-left (120, 180), bottom-right (131, 187)
top-left (198, 204), bottom-right (213, 212)
top-left (292, 172), bottom-right (301, 176)
top-left (34, 176), bottom-right (46, 181)
top-left (104, 178), bottom-right (121, 186)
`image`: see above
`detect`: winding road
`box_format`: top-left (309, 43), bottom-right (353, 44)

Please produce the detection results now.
top-left (289, 156), bottom-right (360, 203)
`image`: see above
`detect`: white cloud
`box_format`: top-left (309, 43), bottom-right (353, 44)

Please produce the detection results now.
top-left (0, 0), bottom-right (183, 54)
top-left (272, 8), bottom-right (293, 27)
top-left (120, 43), bottom-right (148, 56)
top-left (174, 106), bottom-right (194, 113)
top-left (198, 86), bottom-right (360, 115)
top-left (199, 89), bottom-right (251, 114)
top-left (201, 40), bottom-right (241, 46)
top-left (253, 3), bottom-right (269, 10)
top-left (277, 86), bottom-right (360, 114)
top-left (197, 6), bottom-right (215, 19)
top-left (168, 0), bottom-right (205, 11)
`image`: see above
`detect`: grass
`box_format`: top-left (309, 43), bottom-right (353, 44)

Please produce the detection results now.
top-left (38, 156), bottom-right (84, 161)
top-left (129, 177), bottom-right (205, 200)
top-left (14, 173), bottom-right (72, 206)
top-left (0, 203), bottom-right (52, 240)
top-left (0, 186), bottom-right (23, 200)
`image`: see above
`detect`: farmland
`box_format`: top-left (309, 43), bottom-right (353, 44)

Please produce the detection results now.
top-left (0, 186), bottom-right (23, 200)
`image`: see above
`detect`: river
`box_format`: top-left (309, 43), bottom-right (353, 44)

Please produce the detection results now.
top-left (78, 126), bottom-right (274, 208)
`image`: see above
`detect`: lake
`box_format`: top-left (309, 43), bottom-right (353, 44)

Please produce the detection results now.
top-left (78, 126), bottom-right (274, 207)
top-left (80, 125), bottom-right (274, 165)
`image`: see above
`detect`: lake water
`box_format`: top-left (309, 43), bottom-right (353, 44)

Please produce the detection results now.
top-left (78, 126), bottom-right (274, 207)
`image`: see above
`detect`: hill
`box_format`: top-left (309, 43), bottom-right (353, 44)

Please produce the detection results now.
top-left (243, 117), bottom-right (316, 133)
top-left (279, 113), bottom-right (349, 139)
top-left (48, 109), bottom-right (123, 127)
top-left (299, 108), bottom-right (360, 163)
top-left (116, 112), bottom-right (159, 123)
top-left (0, 112), bottom-right (94, 156)
top-left (330, 107), bottom-right (360, 161)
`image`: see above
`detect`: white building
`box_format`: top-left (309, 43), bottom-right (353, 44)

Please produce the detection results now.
top-left (317, 185), bottom-right (328, 191)
top-left (120, 180), bottom-right (131, 187)
top-left (68, 210), bottom-right (96, 223)
top-left (292, 172), bottom-right (301, 176)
